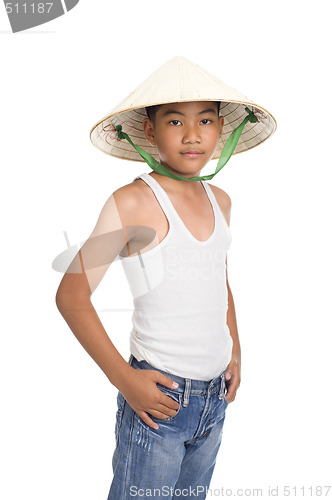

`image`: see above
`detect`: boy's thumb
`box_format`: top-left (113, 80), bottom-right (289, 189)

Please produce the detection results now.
top-left (225, 360), bottom-right (234, 380)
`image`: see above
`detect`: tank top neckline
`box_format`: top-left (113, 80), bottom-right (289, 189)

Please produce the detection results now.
top-left (138, 172), bottom-right (217, 246)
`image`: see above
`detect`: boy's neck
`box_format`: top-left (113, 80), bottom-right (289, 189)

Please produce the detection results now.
top-left (149, 171), bottom-right (204, 197)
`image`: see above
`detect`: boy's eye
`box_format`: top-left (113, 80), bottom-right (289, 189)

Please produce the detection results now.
top-left (201, 119), bottom-right (212, 125)
top-left (170, 120), bottom-right (181, 126)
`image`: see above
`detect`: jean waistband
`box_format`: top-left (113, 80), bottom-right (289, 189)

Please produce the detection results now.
top-left (128, 354), bottom-right (228, 407)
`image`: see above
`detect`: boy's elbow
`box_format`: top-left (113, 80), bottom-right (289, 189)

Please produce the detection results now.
top-left (55, 286), bottom-right (69, 314)
top-left (55, 289), bottom-right (92, 318)
top-left (55, 275), bottom-right (91, 313)
top-left (55, 274), bottom-right (69, 310)
top-left (55, 287), bottom-right (66, 311)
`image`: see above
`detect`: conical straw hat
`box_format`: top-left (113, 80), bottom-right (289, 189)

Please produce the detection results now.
top-left (90, 56), bottom-right (277, 162)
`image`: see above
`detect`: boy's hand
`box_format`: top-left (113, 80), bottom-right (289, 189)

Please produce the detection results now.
top-left (120, 368), bottom-right (180, 430)
top-left (224, 355), bottom-right (241, 404)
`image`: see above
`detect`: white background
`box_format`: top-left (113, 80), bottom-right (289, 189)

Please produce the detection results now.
top-left (1, 1), bottom-right (331, 499)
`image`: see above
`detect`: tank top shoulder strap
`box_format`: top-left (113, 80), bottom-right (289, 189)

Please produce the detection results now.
top-left (133, 172), bottom-right (177, 223)
top-left (201, 180), bottom-right (232, 240)
top-left (201, 181), bottom-right (220, 217)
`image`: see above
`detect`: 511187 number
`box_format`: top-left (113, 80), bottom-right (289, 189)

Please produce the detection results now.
top-left (5, 3), bottom-right (54, 14)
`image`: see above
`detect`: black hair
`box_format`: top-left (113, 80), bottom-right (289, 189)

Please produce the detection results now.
top-left (145, 101), bottom-right (221, 124)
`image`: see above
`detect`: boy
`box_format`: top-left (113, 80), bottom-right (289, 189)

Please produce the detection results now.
top-left (56, 57), bottom-right (276, 499)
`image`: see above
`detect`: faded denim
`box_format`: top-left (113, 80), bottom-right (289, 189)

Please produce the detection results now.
top-left (107, 354), bottom-right (229, 500)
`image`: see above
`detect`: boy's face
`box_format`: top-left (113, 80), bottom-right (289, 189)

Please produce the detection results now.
top-left (142, 101), bottom-right (224, 178)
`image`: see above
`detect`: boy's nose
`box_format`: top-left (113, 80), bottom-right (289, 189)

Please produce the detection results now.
top-left (182, 125), bottom-right (201, 143)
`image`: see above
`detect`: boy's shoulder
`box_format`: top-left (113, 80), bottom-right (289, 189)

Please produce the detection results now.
top-left (113, 177), bottom-right (151, 201)
top-left (207, 183), bottom-right (232, 225)
top-left (207, 183), bottom-right (231, 204)
top-left (112, 177), bottom-right (150, 223)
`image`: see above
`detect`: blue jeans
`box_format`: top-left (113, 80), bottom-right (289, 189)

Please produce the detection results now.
top-left (107, 354), bottom-right (229, 500)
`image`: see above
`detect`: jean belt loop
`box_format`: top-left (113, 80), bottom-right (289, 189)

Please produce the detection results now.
top-left (218, 375), bottom-right (222, 399)
top-left (183, 379), bottom-right (191, 407)
top-left (218, 373), bottom-right (225, 400)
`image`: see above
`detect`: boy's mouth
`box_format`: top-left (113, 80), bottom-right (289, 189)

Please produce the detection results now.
top-left (181, 150), bottom-right (203, 158)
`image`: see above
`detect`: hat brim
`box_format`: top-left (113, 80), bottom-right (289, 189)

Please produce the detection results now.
top-left (90, 99), bottom-right (277, 162)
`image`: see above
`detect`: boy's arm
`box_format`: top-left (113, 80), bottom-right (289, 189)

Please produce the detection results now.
top-left (55, 186), bottom-right (139, 392)
top-left (225, 261), bottom-right (241, 403)
top-left (221, 188), bottom-right (241, 403)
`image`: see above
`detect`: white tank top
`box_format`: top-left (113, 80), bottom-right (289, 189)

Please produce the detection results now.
top-left (119, 172), bottom-right (233, 380)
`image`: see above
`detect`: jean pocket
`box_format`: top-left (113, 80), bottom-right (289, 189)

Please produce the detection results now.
top-left (151, 386), bottom-right (183, 422)
top-left (115, 391), bottom-right (126, 447)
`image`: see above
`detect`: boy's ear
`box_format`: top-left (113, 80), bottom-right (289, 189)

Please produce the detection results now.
top-left (219, 116), bottom-right (224, 137)
top-left (143, 117), bottom-right (157, 146)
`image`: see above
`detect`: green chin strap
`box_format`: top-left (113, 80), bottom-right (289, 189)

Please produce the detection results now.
top-left (116, 106), bottom-right (258, 182)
